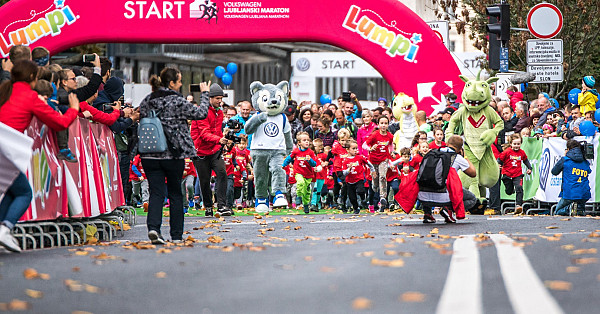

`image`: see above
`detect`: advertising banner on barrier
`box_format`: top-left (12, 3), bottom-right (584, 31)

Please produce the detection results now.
top-left (91, 124), bottom-right (125, 211)
top-left (21, 118), bottom-right (63, 221)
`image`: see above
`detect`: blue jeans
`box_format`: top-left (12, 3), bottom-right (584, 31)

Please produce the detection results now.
top-left (0, 172), bottom-right (32, 229)
top-left (555, 198), bottom-right (587, 216)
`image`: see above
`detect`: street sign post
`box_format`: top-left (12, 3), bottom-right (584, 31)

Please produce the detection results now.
top-left (527, 3), bottom-right (563, 39)
top-left (526, 64), bottom-right (564, 83)
top-left (427, 21), bottom-right (449, 49)
top-left (527, 39), bottom-right (563, 64)
top-left (499, 47), bottom-right (509, 72)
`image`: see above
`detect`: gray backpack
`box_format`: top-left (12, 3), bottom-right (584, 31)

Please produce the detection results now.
top-left (138, 110), bottom-right (167, 153)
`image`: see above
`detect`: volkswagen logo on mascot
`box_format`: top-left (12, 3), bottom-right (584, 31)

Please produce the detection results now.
top-left (539, 148), bottom-right (551, 191)
top-left (264, 122), bottom-right (279, 137)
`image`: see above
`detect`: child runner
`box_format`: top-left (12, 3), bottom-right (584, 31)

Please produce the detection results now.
top-left (386, 151), bottom-right (402, 208)
top-left (366, 116), bottom-right (394, 211)
top-left (429, 127), bottom-right (447, 149)
top-left (181, 158), bottom-right (197, 213)
top-left (282, 132), bottom-right (319, 214)
top-left (329, 129), bottom-right (352, 212)
top-left (411, 142), bottom-right (430, 170)
top-left (311, 138), bottom-right (327, 212)
top-left (130, 154), bottom-right (149, 211)
top-left (342, 140), bottom-right (375, 214)
top-left (497, 134), bottom-right (532, 214)
top-left (233, 136), bottom-right (252, 210)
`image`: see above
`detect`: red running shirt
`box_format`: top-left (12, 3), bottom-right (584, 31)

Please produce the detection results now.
top-left (498, 148), bottom-right (529, 178)
top-left (366, 131), bottom-right (394, 163)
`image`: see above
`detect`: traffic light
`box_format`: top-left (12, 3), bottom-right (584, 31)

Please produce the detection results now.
top-left (488, 17), bottom-right (500, 70)
top-left (486, 3), bottom-right (510, 43)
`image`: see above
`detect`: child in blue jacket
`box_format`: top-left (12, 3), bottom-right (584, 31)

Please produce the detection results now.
top-left (551, 140), bottom-right (591, 216)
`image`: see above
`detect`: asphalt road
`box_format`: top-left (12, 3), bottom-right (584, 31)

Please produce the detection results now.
top-left (1, 212), bottom-right (599, 314)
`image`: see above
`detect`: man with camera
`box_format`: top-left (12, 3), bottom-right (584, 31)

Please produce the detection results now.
top-left (340, 91), bottom-right (363, 122)
top-left (191, 83), bottom-right (233, 217)
top-left (230, 100), bottom-right (253, 148)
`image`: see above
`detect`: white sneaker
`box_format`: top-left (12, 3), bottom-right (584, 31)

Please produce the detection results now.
top-left (273, 194), bottom-right (288, 208)
top-left (0, 225), bottom-right (21, 253)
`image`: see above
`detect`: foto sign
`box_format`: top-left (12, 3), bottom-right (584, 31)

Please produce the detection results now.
top-left (427, 21), bottom-right (449, 49)
top-left (527, 39), bottom-right (563, 64)
top-left (527, 64), bottom-right (564, 83)
top-left (527, 3), bottom-right (563, 39)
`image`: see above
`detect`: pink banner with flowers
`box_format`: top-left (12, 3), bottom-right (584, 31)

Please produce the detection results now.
top-left (0, 0), bottom-right (463, 114)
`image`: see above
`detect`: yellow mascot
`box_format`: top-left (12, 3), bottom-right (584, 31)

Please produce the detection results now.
top-left (391, 92), bottom-right (418, 151)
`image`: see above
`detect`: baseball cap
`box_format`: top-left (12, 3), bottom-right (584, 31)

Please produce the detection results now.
top-left (284, 104), bottom-right (296, 116)
top-left (441, 107), bottom-right (455, 115)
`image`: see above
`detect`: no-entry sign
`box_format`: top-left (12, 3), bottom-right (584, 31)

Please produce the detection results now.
top-left (527, 3), bottom-right (563, 39)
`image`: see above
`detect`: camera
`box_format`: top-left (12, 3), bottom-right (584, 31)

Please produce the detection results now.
top-left (342, 92), bottom-right (352, 102)
top-left (189, 84), bottom-right (201, 93)
top-left (101, 103), bottom-right (114, 112)
top-left (224, 119), bottom-right (244, 144)
top-left (83, 54), bottom-right (96, 63)
top-left (580, 141), bottom-right (595, 160)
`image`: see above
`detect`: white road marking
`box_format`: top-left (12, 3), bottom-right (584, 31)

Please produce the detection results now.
top-left (436, 235), bottom-right (482, 314)
top-left (310, 219), bottom-right (363, 224)
top-left (487, 217), bottom-right (533, 220)
top-left (490, 234), bottom-right (564, 314)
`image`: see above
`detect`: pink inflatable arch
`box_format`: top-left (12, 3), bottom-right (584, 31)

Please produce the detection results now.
top-left (0, 0), bottom-right (463, 114)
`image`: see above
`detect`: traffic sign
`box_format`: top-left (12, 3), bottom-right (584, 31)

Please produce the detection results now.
top-left (427, 21), bottom-right (449, 49)
top-left (527, 39), bottom-right (563, 64)
top-left (495, 73), bottom-right (516, 101)
top-left (526, 64), bottom-right (564, 83)
top-left (499, 47), bottom-right (509, 72)
top-left (527, 3), bottom-right (563, 39)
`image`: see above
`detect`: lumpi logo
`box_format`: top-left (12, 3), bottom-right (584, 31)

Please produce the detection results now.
top-left (0, 0), bottom-right (78, 57)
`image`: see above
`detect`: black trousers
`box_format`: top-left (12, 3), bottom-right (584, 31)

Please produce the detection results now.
top-left (193, 151), bottom-right (227, 210)
top-left (502, 175), bottom-right (524, 206)
top-left (141, 158), bottom-right (185, 240)
top-left (333, 172), bottom-right (347, 207)
top-left (347, 180), bottom-right (366, 210)
top-left (118, 151), bottom-right (131, 204)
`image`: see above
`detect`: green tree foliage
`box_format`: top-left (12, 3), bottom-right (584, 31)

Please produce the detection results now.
top-left (433, 0), bottom-right (600, 98)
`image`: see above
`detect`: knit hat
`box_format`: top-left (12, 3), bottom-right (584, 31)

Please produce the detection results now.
top-left (209, 83), bottom-right (224, 97)
top-left (378, 97), bottom-right (387, 104)
top-left (583, 76), bottom-right (596, 88)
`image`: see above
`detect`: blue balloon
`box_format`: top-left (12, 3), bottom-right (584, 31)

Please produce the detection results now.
top-left (595, 108), bottom-right (600, 124)
top-left (226, 62), bottom-right (238, 75)
top-left (579, 120), bottom-right (596, 136)
top-left (320, 94), bottom-right (332, 105)
top-left (214, 66), bottom-right (226, 79)
top-left (549, 98), bottom-right (559, 109)
top-left (568, 88), bottom-right (581, 105)
top-left (221, 73), bottom-right (233, 86)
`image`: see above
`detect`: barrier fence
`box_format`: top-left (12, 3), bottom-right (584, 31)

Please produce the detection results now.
top-left (20, 117), bottom-right (125, 223)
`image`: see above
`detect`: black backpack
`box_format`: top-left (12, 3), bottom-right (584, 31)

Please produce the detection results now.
top-left (416, 149), bottom-right (457, 192)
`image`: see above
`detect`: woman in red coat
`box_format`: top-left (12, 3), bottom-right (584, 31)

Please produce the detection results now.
top-left (0, 60), bottom-right (79, 252)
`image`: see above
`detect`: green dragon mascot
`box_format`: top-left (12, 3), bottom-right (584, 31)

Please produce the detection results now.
top-left (445, 73), bottom-right (503, 199)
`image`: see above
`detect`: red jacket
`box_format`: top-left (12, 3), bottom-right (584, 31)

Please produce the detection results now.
top-left (191, 106), bottom-right (223, 156)
top-left (0, 82), bottom-right (78, 132)
top-left (79, 101), bottom-right (121, 125)
top-left (395, 168), bottom-right (465, 219)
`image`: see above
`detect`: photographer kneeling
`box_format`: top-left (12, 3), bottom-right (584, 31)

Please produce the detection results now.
top-left (551, 140), bottom-right (592, 216)
top-left (191, 84), bottom-right (233, 217)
